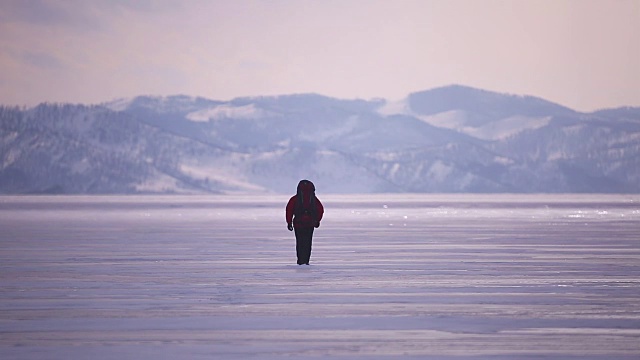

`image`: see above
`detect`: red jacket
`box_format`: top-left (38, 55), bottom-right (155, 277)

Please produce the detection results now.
top-left (286, 194), bottom-right (324, 228)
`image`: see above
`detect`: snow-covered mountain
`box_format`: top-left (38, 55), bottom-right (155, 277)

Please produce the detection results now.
top-left (1, 85), bottom-right (639, 194)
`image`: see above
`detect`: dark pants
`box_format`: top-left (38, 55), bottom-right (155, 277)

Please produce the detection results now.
top-left (294, 227), bottom-right (314, 265)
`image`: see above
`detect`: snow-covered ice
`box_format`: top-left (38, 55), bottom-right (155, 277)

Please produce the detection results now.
top-left (1, 194), bottom-right (639, 359)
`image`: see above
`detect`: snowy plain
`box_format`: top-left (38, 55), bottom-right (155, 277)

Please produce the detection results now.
top-left (1, 194), bottom-right (639, 359)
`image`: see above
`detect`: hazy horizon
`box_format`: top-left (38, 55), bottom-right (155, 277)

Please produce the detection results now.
top-left (6, 83), bottom-right (639, 113)
top-left (1, 0), bottom-right (638, 112)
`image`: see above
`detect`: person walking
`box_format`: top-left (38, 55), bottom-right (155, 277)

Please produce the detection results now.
top-left (286, 180), bottom-right (324, 265)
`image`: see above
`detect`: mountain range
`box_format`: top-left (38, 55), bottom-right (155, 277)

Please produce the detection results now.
top-left (1, 85), bottom-right (639, 194)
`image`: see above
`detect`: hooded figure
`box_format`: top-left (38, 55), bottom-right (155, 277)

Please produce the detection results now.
top-left (286, 180), bottom-right (324, 265)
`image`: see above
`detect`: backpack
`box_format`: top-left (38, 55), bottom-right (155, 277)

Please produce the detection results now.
top-left (294, 180), bottom-right (317, 227)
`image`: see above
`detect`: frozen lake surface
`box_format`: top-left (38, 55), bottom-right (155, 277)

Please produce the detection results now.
top-left (1, 194), bottom-right (639, 359)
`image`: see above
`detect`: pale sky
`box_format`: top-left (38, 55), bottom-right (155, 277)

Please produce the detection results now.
top-left (0, 0), bottom-right (638, 111)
